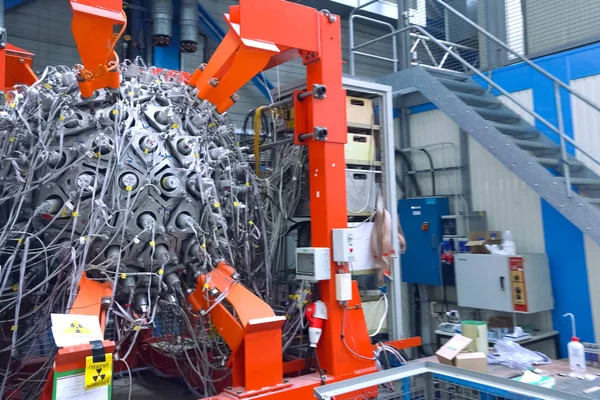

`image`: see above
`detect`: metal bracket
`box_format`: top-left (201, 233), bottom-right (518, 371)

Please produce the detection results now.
top-left (314, 126), bottom-right (328, 141)
top-left (0, 28), bottom-right (6, 49)
top-left (312, 84), bottom-right (327, 99)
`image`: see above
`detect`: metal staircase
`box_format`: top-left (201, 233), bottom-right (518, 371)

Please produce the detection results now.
top-left (348, 0), bottom-right (600, 245)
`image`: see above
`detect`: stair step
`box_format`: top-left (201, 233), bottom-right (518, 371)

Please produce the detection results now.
top-left (512, 139), bottom-right (560, 153)
top-left (558, 177), bottom-right (600, 186)
top-left (421, 65), bottom-right (468, 80)
top-left (535, 157), bottom-right (584, 170)
top-left (583, 197), bottom-right (600, 205)
top-left (437, 77), bottom-right (485, 94)
top-left (472, 106), bottom-right (521, 123)
top-left (492, 122), bottom-right (539, 137)
top-left (455, 92), bottom-right (502, 108)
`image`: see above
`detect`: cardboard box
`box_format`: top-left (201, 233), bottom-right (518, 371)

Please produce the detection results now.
top-left (435, 334), bottom-right (473, 366)
top-left (462, 320), bottom-right (488, 355)
top-left (466, 231), bottom-right (502, 254)
top-left (455, 352), bottom-right (489, 373)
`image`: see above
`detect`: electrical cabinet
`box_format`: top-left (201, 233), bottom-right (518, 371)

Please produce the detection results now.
top-left (398, 197), bottom-right (449, 285)
top-left (455, 254), bottom-right (554, 313)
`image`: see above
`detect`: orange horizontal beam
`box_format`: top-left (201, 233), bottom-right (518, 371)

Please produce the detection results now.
top-left (375, 336), bottom-right (422, 351)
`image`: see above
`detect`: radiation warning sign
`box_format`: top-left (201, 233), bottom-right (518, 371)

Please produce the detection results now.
top-left (85, 353), bottom-right (112, 390)
top-left (51, 314), bottom-right (103, 347)
top-left (64, 320), bottom-right (92, 335)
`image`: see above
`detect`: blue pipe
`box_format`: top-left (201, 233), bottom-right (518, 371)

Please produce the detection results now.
top-left (196, 2), bottom-right (274, 100)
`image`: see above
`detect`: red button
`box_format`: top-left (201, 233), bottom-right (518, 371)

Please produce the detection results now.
top-left (349, 248), bottom-right (353, 252)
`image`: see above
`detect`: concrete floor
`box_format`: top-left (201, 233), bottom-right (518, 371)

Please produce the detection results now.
top-left (112, 371), bottom-right (196, 400)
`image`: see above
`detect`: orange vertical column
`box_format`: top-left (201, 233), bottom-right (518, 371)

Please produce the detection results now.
top-left (306, 13), bottom-right (375, 378)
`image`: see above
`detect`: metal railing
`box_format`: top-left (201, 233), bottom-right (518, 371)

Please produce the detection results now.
top-left (314, 361), bottom-right (589, 400)
top-left (348, 0), bottom-right (600, 199)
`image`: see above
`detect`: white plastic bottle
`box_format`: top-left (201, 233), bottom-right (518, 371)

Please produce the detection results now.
top-left (502, 230), bottom-right (516, 255)
top-left (564, 313), bottom-right (587, 377)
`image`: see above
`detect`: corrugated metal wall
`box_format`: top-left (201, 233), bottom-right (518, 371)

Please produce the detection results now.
top-left (6, 0), bottom-right (80, 69)
top-left (407, 110), bottom-right (463, 212)
top-left (571, 74), bottom-right (600, 343)
top-left (469, 89), bottom-right (545, 253)
top-left (523, 0), bottom-right (600, 57)
top-left (584, 235), bottom-right (600, 343)
top-left (405, 92), bottom-right (545, 254)
top-left (571, 74), bottom-right (600, 175)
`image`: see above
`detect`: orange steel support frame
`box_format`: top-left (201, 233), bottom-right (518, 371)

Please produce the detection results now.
top-left (187, 262), bottom-right (287, 392)
top-left (69, 0), bottom-right (126, 98)
top-left (187, 1), bottom-right (413, 399)
top-left (4, 44), bottom-right (37, 89)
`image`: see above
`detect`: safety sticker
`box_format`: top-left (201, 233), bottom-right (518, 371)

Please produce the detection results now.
top-left (85, 353), bottom-right (112, 390)
top-left (63, 320), bottom-right (93, 335)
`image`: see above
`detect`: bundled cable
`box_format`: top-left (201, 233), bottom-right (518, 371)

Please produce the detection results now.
top-left (0, 60), bottom-right (274, 398)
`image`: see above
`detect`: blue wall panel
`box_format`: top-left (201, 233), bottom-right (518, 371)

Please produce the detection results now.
top-left (542, 201), bottom-right (595, 356)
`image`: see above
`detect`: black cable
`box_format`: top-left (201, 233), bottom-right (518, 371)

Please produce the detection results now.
top-left (314, 349), bottom-right (326, 385)
top-left (419, 148), bottom-right (436, 196)
top-left (395, 149), bottom-right (422, 197)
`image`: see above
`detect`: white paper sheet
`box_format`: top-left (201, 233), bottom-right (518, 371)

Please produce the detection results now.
top-left (50, 314), bottom-right (103, 347)
top-left (55, 373), bottom-right (108, 400)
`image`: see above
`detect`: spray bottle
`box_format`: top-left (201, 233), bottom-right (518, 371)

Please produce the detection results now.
top-left (563, 313), bottom-right (587, 377)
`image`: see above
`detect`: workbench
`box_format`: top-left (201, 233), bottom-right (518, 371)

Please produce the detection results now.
top-left (418, 356), bottom-right (600, 398)
top-left (435, 329), bottom-right (560, 359)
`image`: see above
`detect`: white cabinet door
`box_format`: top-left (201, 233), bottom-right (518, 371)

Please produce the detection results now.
top-left (455, 254), bottom-right (513, 312)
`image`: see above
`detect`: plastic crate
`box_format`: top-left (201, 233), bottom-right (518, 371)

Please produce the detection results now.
top-left (345, 133), bottom-right (377, 165)
top-left (346, 169), bottom-right (380, 216)
top-left (346, 96), bottom-right (374, 128)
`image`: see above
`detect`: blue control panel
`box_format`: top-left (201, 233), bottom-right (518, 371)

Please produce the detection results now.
top-left (398, 197), bottom-right (449, 286)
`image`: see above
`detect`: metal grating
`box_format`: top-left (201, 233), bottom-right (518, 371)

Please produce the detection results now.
top-left (315, 362), bottom-right (589, 400)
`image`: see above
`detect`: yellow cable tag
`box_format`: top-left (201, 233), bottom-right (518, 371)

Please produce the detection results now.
top-left (61, 208), bottom-right (67, 217)
top-left (44, 84), bottom-right (52, 89)
top-left (233, 201), bottom-right (240, 207)
top-left (121, 273), bottom-right (127, 279)
top-left (149, 241), bottom-right (155, 247)
top-left (172, 123), bottom-right (179, 129)
top-left (10, 325), bottom-right (16, 331)
top-left (158, 269), bottom-right (164, 275)
top-left (245, 182), bottom-right (250, 187)
top-left (72, 211), bottom-right (79, 217)
top-left (201, 243), bottom-right (206, 248)
top-left (155, 79), bottom-right (161, 85)
top-left (213, 202), bottom-right (220, 208)
top-left (112, 109), bottom-right (119, 115)
top-left (133, 325), bottom-right (141, 331)
top-left (125, 185), bottom-right (133, 191)
top-left (59, 115), bottom-right (65, 121)
top-left (17, 238), bottom-right (23, 245)
top-left (203, 283), bottom-right (210, 289)
top-left (248, 220), bottom-right (254, 225)
top-left (9, 102), bottom-right (15, 108)
top-left (144, 148), bottom-right (148, 154)
top-left (85, 353), bottom-right (112, 390)
top-left (9, 137), bottom-right (15, 142)
top-left (194, 153), bottom-right (198, 158)
top-left (208, 122), bottom-right (216, 128)
top-left (12, 284), bottom-right (18, 292)
top-left (95, 152), bottom-right (101, 158)
top-left (128, 91), bottom-right (134, 97)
